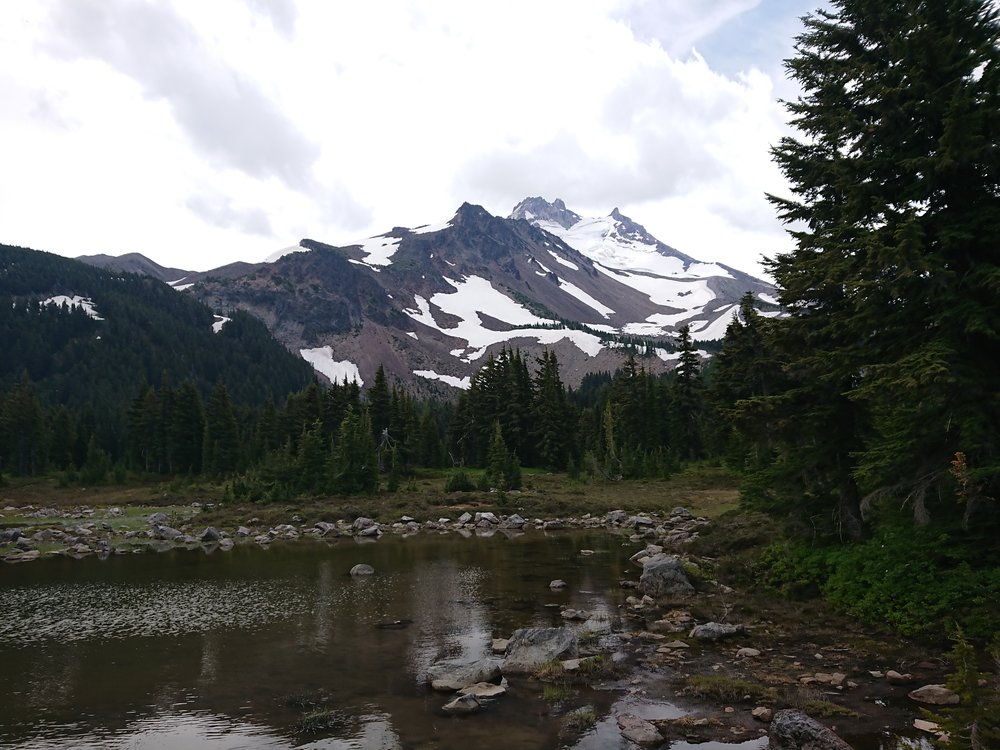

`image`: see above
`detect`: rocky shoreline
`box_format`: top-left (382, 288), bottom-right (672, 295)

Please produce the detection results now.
top-left (1, 502), bottom-right (958, 746)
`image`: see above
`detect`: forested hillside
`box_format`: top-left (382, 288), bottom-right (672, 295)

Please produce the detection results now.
top-left (0, 244), bottom-right (315, 471)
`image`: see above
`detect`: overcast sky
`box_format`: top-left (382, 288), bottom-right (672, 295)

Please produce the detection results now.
top-left (0, 1), bottom-right (823, 278)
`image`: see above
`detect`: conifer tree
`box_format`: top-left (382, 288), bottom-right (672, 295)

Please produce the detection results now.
top-left (670, 325), bottom-right (703, 461)
top-left (767, 0), bottom-right (1000, 532)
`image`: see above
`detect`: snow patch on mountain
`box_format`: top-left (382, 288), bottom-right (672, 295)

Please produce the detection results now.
top-left (413, 370), bottom-right (470, 389)
top-left (595, 265), bottom-right (717, 310)
top-left (42, 295), bottom-right (104, 320)
top-left (299, 347), bottom-right (364, 386)
top-left (403, 276), bottom-right (609, 361)
top-left (410, 218), bottom-right (453, 235)
top-left (212, 315), bottom-right (231, 333)
top-left (547, 250), bottom-right (578, 271)
top-left (265, 244), bottom-right (307, 263)
top-left (357, 235), bottom-right (401, 267)
top-left (558, 279), bottom-right (614, 318)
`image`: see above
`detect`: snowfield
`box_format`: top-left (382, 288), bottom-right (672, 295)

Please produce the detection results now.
top-left (299, 347), bottom-right (364, 386)
top-left (413, 370), bottom-right (471, 389)
top-left (402, 276), bottom-right (609, 361)
top-left (42, 295), bottom-right (104, 321)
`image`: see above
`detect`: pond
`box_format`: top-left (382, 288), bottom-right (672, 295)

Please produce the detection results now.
top-left (0, 531), bottom-right (928, 749)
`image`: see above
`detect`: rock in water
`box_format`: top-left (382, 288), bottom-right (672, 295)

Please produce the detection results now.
top-left (349, 564), bottom-right (374, 576)
top-left (638, 555), bottom-right (694, 598)
top-left (503, 627), bottom-right (578, 674)
top-left (426, 658), bottom-right (502, 692)
top-left (442, 693), bottom-right (481, 714)
top-left (616, 714), bottom-right (663, 746)
top-left (769, 709), bottom-right (852, 750)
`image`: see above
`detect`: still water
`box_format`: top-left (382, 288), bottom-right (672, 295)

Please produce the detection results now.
top-left (0, 531), bottom-right (925, 749)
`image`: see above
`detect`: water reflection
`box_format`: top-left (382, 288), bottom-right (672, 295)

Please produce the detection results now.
top-left (0, 533), bottom-right (630, 749)
top-left (0, 533), bottom-right (926, 750)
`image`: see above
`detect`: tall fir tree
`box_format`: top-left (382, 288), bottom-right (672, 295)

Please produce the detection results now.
top-left (766, 0), bottom-right (1000, 534)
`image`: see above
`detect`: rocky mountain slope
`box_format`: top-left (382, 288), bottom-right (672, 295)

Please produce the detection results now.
top-left (80, 199), bottom-right (778, 394)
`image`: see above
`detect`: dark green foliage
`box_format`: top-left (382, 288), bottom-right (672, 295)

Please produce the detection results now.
top-left (927, 631), bottom-right (1000, 749)
top-left (443, 468), bottom-right (476, 492)
top-left (759, 0), bottom-right (1000, 536)
top-left (755, 516), bottom-right (1000, 639)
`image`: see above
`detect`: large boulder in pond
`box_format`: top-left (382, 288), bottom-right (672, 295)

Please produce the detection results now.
top-left (426, 658), bottom-right (502, 692)
top-left (638, 555), bottom-right (694, 598)
top-left (502, 627), bottom-right (578, 674)
top-left (769, 709), bottom-right (852, 750)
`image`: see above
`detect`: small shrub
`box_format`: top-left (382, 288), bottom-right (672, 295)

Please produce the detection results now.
top-left (802, 700), bottom-right (859, 718)
top-left (542, 684), bottom-right (573, 701)
top-left (684, 676), bottom-right (777, 703)
top-left (444, 469), bottom-right (475, 492)
top-left (295, 710), bottom-right (349, 734)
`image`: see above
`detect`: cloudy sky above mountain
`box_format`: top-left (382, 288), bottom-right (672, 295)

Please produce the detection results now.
top-left (0, 1), bottom-right (822, 277)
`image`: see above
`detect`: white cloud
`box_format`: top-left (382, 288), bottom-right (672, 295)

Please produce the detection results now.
top-left (0, 0), bottom-right (806, 276)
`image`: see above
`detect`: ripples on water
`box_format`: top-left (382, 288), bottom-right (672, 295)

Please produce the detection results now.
top-left (0, 580), bottom-right (309, 644)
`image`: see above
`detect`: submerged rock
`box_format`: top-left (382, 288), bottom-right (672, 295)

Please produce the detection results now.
top-left (349, 563), bottom-right (375, 576)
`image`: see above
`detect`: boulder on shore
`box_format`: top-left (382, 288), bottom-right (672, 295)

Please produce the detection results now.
top-left (688, 622), bottom-right (747, 641)
top-left (638, 556), bottom-right (694, 598)
top-left (769, 709), bottom-right (852, 750)
top-left (908, 684), bottom-right (960, 705)
top-left (502, 627), bottom-right (578, 674)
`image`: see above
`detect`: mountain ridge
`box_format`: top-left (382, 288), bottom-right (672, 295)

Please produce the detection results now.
top-left (78, 198), bottom-right (779, 393)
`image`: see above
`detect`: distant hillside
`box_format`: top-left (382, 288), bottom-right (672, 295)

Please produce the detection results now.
top-left (75, 252), bottom-right (191, 284)
top-left (0, 244), bottom-right (315, 411)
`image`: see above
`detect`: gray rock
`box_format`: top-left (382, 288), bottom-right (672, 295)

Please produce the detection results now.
top-left (427, 658), bottom-right (502, 692)
top-left (441, 693), bottom-right (481, 714)
top-left (607, 510), bottom-right (629, 524)
top-left (737, 647), bottom-right (762, 658)
top-left (491, 638), bottom-right (509, 655)
top-left (153, 525), bottom-right (182, 541)
top-left (908, 684), bottom-right (960, 705)
top-left (457, 512), bottom-right (473, 524)
top-left (616, 714), bottom-right (663, 746)
top-left (474, 512), bottom-right (499, 524)
top-left (543, 519), bottom-right (565, 530)
top-left (358, 525), bottom-right (380, 537)
top-left (236, 526), bottom-right (251, 537)
top-left (752, 706), bottom-right (774, 722)
top-left (689, 622), bottom-right (747, 640)
top-left (147, 512), bottom-right (168, 525)
top-left (350, 563), bottom-right (375, 576)
top-left (768, 709), bottom-right (851, 750)
top-left (503, 627), bottom-right (578, 674)
top-left (638, 555), bottom-right (694, 598)
top-left (198, 526), bottom-right (221, 542)
top-left (457, 682), bottom-right (506, 698)
top-left (352, 516), bottom-right (375, 531)
top-left (549, 579), bottom-right (568, 589)
top-left (670, 507), bottom-right (694, 519)
top-left (500, 513), bottom-right (526, 529)
top-left (314, 521), bottom-right (338, 536)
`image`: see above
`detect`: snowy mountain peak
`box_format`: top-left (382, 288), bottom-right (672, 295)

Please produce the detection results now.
top-left (510, 196), bottom-right (582, 230)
